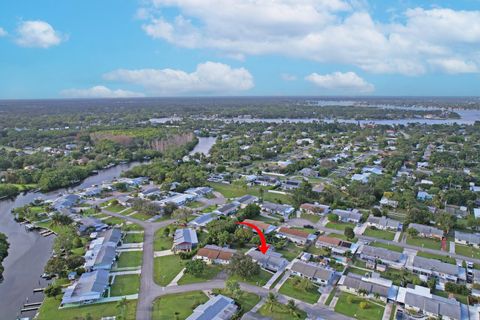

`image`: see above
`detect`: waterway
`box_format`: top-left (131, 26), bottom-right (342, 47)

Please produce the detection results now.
top-left (0, 161), bottom-right (143, 320)
top-left (189, 137), bottom-right (217, 156)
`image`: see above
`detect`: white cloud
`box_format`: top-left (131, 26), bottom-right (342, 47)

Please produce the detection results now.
top-left (0, 27), bottom-right (7, 37)
top-left (103, 61), bottom-right (254, 95)
top-left (61, 86), bottom-right (145, 98)
top-left (15, 20), bottom-right (65, 48)
top-left (281, 73), bottom-right (297, 81)
top-left (140, 1), bottom-right (480, 75)
top-left (305, 71), bottom-right (374, 93)
top-left (428, 58), bottom-right (478, 74)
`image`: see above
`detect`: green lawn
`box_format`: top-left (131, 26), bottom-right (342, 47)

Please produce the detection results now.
top-left (275, 242), bottom-right (303, 261)
top-left (130, 212), bottom-right (153, 221)
top-left (326, 222), bottom-right (355, 231)
top-left (334, 292), bottom-right (384, 320)
top-left (123, 233), bottom-right (144, 243)
top-left (186, 201), bottom-right (204, 208)
top-left (381, 268), bottom-right (421, 286)
top-left (416, 251), bottom-right (456, 264)
top-left (370, 241), bottom-right (404, 253)
top-left (212, 289), bottom-right (261, 316)
top-left (122, 223), bottom-right (144, 231)
top-left (329, 233), bottom-right (357, 242)
top-left (406, 235), bottom-right (442, 250)
top-left (152, 291), bottom-right (208, 320)
top-left (433, 289), bottom-right (468, 304)
top-left (258, 302), bottom-right (307, 320)
top-left (154, 226), bottom-right (174, 251)
top-left (325, 288), bottom-right (336, 305)
top-left (154, 255), bottom-right (186, 286)
top-left (456, 244), bottom-right (480, 259)
top-left (120, 208), bottom-right (135, 215)
top-left (110, 274), bottom-right (140, 296)
top-left (363, 228), bottom-right (395, 241)
top-left (178, 265), bottom-right (223, 285)
top-left (347, 267), bottom-right (371, 277)
top-left (106, 204), bottom-right (126, 213)
top-left (37, 297), bottom-right (137, 320)
top-left (208, 182), bottom-right (292, 204)
top-left (300, 213), bottom-right (321, 223)
top-left (104, 216), bottom-right (125, 226)
top-left (116, 251), bottom-right (143, 268)
top-left (279, 278), bottom-right (321, 304)
top-left (228, 268), bottom-right (273, 286)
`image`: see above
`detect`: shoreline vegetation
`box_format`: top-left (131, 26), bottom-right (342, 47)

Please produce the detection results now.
top-left (0, 233), bottom-right (9, 280)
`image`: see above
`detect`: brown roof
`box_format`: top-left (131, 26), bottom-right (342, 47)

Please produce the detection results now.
top-left (300, 203), bottom-right (327, 213)
top-left (278, 227), bottom-right (309, 239)
top-left (317, 235), bottom-right (342, 246)
top-left (196, 245), bottom-right (236, 262)
top-left (243, 219), bottom-right (272, 231)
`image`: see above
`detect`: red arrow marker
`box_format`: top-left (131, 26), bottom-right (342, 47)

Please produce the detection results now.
top-left (236, 221), bottom-right (270, 254)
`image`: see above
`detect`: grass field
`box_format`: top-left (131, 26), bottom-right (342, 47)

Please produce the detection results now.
top-left (154, 255), bottom-right (186, 286)
top-left (326, 222), bottom-right (355, 231)
top-left (406, 235), bottom-right (442, 250)
top-left (300, 213), bottom-right (321, 223)
top-left (456, 244), bottom-right (480, 259)
top-left (130, 212), bottom-right (153, 221)
top-left (37, 297), bottom-right (137, 320)
top-left (258, 302), bottom-right (307, 320)
top-left (275, 242), bottom-right (303, 261)
top-left (152, 291), bottom-right (208, 320)
top-left (106, 204), bottom-right (126, 213)
top-left (154, 226), bottom-right (173, 251)
top-left (123, 233), bottom-right (144, 243)
top-left (334, 292), bottom-right (384, 320)
top-left (116, 251), bottom-right (143, 268)
top-left (110, 274), bottom-right (140, 296)
top-left (370, 241), bottom-right (404, 253)
top-left (208, 182), bottom-right (292, 204)
top-left (416, 251), bottom-right (456, 264)
top-left (122, 222), bottom-right (144, 231)
top-left (177, 265), bottom-right (222, 285)
top-left (228, 268), bottom-right (273, 286)
top-left (278, 278), bottom-right (321, 304)
top-left (104, 216), bottom-right (125, 226)
top-left (363, 228), bottom-right (395, 241)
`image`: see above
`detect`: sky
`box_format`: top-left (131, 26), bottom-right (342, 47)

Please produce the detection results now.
top-left (1, 0), bottom-right (480, 99)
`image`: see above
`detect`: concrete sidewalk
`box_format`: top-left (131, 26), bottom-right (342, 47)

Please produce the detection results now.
top-left (167, 268), bottom-right (186, 287)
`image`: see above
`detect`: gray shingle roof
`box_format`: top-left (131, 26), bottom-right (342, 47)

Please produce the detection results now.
top-left (342, 275), bottom-right (390, 298)
top-left (61, 270), bottom-right (109, 304)
top-left (174, 228), bottom-right (198, 246)
top-left (360, 245), bottom-right (403, 262)
top-left (412, 256), bottom-right (459, 276)
top-left (291, 261), bottom-right (334, 281)
top-left (404, 291), bottom-right (461, 320)
top-left (186, 294), bottom-right (238, 320)
top-left (455, 231), bottom-right (480, 245)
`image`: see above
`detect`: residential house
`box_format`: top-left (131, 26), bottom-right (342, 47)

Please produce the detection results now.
top-left (139, 187), bottom-right (161, 199)
top-left (454, 231), bottom-right (480, 248)
top-left (276, 227), bottom-right (317, 245)
top-left (186, 294), bottom-right (238, 320)
top-left (408, 223), bottom-right (443, 239)
top-left (158, 193), bottom-right (196, 206)
top-left (409, 256), bottom-right (466, 283)
top-left (315, 236), bottom-right (357, 256)
top-left (261, 202), bottom-right (295, 219)
top-left (61, 270), bottom-right (110, 306)
top-left (189, 213), bottom-right (218, 228)
top-left (242, 219), bottom-right (277, 234)
top-left (53, 194), bottom-right (81, 211)
top-left (417, 191), bottom-right (433, 201)
top-left (246, 249), bottom-right (288, 272)
top-left (351, 173), bottom-right (370, 184)
top-left (281, 180), bottom-right (302, 191)
top-left (77, 217), bottom-right (108, 235)
top-left (379, 197), bottom-right (398, 208)
top-left (445, 205), bottom-right (469, 218)
top-left (332, 209), bottom-right (362, 223)
top-left (235, 195), bottom-right (259, 208)
top-left (289, 261), bottom-right (337, 286)
top-left (214, 202), bottom-right (240, 216)
top-left (173, 228), bottom-right (198, 253)
top-left (300, 203), bottom-right (330, 215)
top-left (366, 216), bottom-right (402, 231)
top-left (339, 274), bottom-right (398, 302)
top-left (299, 168), bottom-right (318, 177)
top-left (195, 245), bottom-right (237, 265)
top-left (396, 285), bottom-right (463, 320)
top-left (358, 245), bottom-right (407, 269)
top-left (185, 187), bottom-right (213, 197)
top-left (254, 175), bottom-right (280, 187)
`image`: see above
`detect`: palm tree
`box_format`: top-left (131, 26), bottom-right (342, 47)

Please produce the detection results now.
top-left (116, 297), bottom-right (127, 320)
top-left (266, 293), bottom-right (277, 312)
top-left (287, 299), bottom-right (298, 317)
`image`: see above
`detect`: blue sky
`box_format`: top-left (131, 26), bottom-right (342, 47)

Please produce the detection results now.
top-left (0, 0), bottom-right (480, 98)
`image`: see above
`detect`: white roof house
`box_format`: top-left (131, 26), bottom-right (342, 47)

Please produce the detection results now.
top-left (186, 294), bottom-right (238, 320)
top-left (61, 270), bottom-right (109, 305)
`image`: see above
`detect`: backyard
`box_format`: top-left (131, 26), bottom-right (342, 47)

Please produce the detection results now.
top-left (110, 274), bottom-right (140, 296)
top-left (363, 227), bottom-right (395, 241)
top-left (152, 291), bottom-right (208, 320)
top-left (116, 251), bottom-right (143, 268)
top-left (278, 278), bottom-right (321, 304)
top-left (334, 292), bottom-right (384, 320)
top-left (153, 255), bottom-right (186, 286)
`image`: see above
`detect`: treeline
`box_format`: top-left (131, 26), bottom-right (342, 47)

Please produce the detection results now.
top-left (0, 233), bottom-right (9, 280)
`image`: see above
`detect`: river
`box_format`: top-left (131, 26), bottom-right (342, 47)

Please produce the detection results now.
top-left (0, 161), bottom-right (143, 320)
top-left (189, 137), bottom-right (217, 156)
